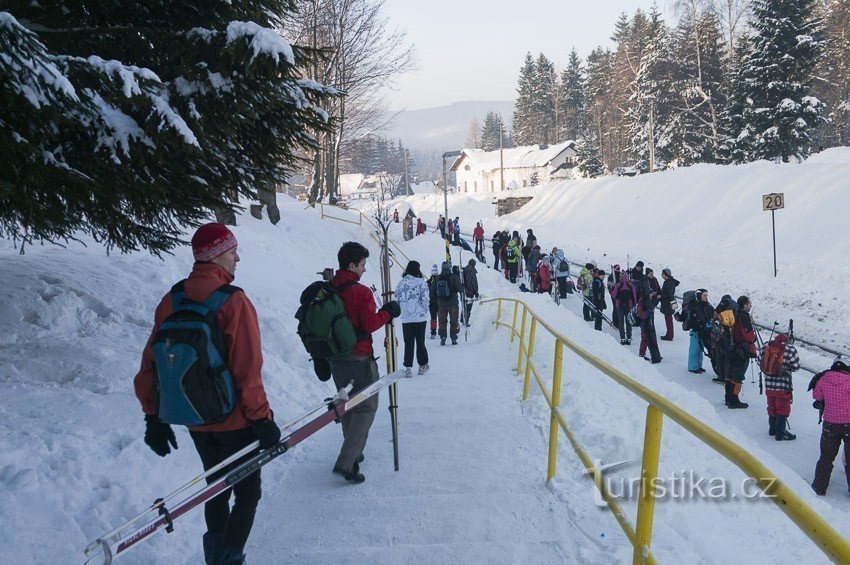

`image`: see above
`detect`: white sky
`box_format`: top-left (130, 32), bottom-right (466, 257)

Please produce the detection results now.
top-left (383, 0), bottom-right (664, 110)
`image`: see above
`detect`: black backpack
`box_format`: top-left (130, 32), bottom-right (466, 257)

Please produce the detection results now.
top-left (677, 290), bottom-right (696, 331)
top-left (436, 278), bottom-right (450, 298)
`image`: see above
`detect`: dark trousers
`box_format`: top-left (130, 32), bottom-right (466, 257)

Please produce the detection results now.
top-left (594, 309), bottom-right (604, 331)
top-left (582, 299), bottom-right (593, 321)
top-left (641, 315), bottom-right (662, 362)
top-left (190, 428), bottom-right (261, 551)
top-left (329, 355), bottom-right (379, 472)
top-left (438, 305), bottom-right (459, 340)
top-left (402, 321), bottom-right (429, 368)
top-left (493, 252), bottom-right (500, 271)
top-left (615, 304), bottom-right (633, 341)
top-left (429, 303), bottom-right (438, 336)
top-left (662, 313), bottom-right (674, 339)
top-left (508, 262), bottom-right (518, 283)
top-left (557, 276), bottom-right (568, 299)
top-left (461, 298), bottom-right (474, 325)
top-left (812, 422), bottom-right (850, 495)
top-left (475, 240), bottom-right (484, 254)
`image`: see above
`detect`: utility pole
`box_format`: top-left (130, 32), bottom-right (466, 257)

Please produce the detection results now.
top-left (648, 105), bottom-right (656, 173)
top-left (499, 114), bottom-right (505, 191)
top-left (403, 148), bottom-right (410, 196)
top-left (441, 151), bottom-right (462, 261)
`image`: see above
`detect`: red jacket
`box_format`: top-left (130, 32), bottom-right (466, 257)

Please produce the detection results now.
top-left (732, 316), bottom-right (758, 357)
top-left (134, 263), bottom-right (271, 432)
top-left (331, 269), bottom-right (391, 356)
top-left (473, 226), bottom-right (484, 241)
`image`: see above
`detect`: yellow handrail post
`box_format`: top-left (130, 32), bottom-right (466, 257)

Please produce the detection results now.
top-left (634, 405), bottom-right (664, 565)
top-left (516, 307), bottom-right (528, 375)
top-left (496, 299), bottom-right (502, 326)
top-left (547, 339), bottom-right (564, 481)
top-left (522, 318), bottom-right (538, 400)
top-left (510, 302), bottom-right (519, 343)
top-left (358, 210), bottom-right (363, 226)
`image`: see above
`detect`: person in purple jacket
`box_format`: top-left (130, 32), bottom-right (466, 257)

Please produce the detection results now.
top-left (811, 355), bottom-right (850, 495)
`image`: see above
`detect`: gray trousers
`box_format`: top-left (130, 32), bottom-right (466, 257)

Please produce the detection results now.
top-left (329, 354), bottom-right (379, 472)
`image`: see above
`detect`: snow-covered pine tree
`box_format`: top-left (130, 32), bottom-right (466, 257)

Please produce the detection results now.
top-left (576, 127), bottom-right (605, 178)
top-left (558, 48), bottom-right (586, 143)
top-left (724, 0), bottom-right (825, 162)
top-left (670, 8), bottom-right (726, 165)
top-left (465, 118), bottom-right (481, 149)
top-left (585, 47), bottom-right (615, 169)
top-left (1, 2), bottom-right (331, 254)
top-left (512, 53), bottom-right (537, 146)
top-left (718, 35), bottom-right (755, 163)
top-left (533, 53), bottom-right (557, 145)
top-left (811, 0), bottom-right (850, 148)
top-left (480, 111), bottom-right (503, 151)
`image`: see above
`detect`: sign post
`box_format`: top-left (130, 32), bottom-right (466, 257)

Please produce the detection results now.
top-left (762, 193), bottom-right (785, 277)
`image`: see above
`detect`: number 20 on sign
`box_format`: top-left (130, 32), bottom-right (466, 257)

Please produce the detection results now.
top-left (762, 192), bottom-right (785, 276)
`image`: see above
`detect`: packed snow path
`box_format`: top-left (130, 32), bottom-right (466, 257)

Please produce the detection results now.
top-left (248, 336), bottom-right (625, 564)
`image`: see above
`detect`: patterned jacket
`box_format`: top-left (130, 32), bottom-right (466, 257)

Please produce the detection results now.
top-left (761, 343), bottom-right (800, 393)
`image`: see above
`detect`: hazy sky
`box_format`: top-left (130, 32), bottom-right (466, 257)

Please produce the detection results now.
top-left (383, 0), bottom-right (663, 110)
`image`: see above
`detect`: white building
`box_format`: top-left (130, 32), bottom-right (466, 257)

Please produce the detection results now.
top-left (450, 141), bottom-right (577, 193)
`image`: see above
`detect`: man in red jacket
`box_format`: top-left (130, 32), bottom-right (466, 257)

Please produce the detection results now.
top-left (134, 223), bottom-right (280, 565)
top-left (473, 221), bottom-right (485, 258)
top-left (329, 241), bottom-right (400, 483)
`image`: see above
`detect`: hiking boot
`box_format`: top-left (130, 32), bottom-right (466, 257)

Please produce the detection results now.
top-left (651, 357), bottom-right (662, 364)
top-left (727, 396), bottom-right (749, 409)
top-left (660, 336), bottom-right (673, 341)
top-left (333, 462), bottom-right (365, 483)
top-left (625, 339), bottom-right (632, 345)
top-left (697, 368), bottom-right (706, 374)
top-left (217, 544), bottom-right (246, 565)
top-left (430, 333), bottom-right (436, 340)
top-left (774, 416), bottom-right (796, 441)
top-left (404, 367), bottom-right (413, 378)
top-left (451, 339), bottom-right (458, 345)
top-left (418, 364), bottom-right (429, 375)
top-left (768, 416), bottom-right (777, 436)
top-left (712, 376), bottom-right (725, 383)
top-left (620, 339), bottom-right (627, 345)
top-left (440, 339), bottom-right (446, 346)
top-left (689, 369), bottom-right (702, 374)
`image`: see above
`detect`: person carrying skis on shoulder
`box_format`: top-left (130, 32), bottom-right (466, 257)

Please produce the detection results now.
top-left (430, 261), bottom-right (462, 345)
top-left (552, 248), bottom-right (572, 297)
top-left (725, 296), bottom-right (756, 409)
top-left (760, 332), bottom-right (799, 437)
top-left (591, 269), bottom-right (607, 331)
top-left (612, 266), bottom-right (636, 345)
top-left (395, 261), bottom-right (430, 377)
top-left (505, 239), bottom-right (521, 283)
top-left (473, 222), bottom-right (485, 259)
top-left (427, 264), bottom-right (439, 339)
top-left (134, 223), bottom-right (280, 565)
top-left (811, 355), bottom-right (850, 495)
top-left (462, 259), bottom-right (480, 326)
top-left (636, 266), bottom-right (662, 363)
top-left (329, 242), bottom-right (400, 483)
top-left (578, 263), bottom-right (594, 321)
top-left (659, 268), bottom-right (679, 341)
top-left (687, 289), bottom-right (713, 374)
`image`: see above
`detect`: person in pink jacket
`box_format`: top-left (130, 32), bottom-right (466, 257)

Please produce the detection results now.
top-left (811, 355), bottom-right (850, 495)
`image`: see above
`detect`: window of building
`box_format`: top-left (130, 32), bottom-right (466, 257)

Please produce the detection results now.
top-left (464, 181), bottom-right (468, 191)
top-left (474, 181), bottom-right (477, 192)
top-left (491, 180), bottom-right (494, 191)
top-left (523, 179), bottom-right (527, 187)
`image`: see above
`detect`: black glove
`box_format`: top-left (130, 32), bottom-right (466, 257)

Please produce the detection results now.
top-left (253, 419), bottom-right (282, 449)
top-left (144, 414), bottom-right (177, 457)
top-left (813, 400), bottom-right (824, 411)
top-left (380, 300), bottom-right (401, 319)
top-left (313, 358), bottom-right (332, 382)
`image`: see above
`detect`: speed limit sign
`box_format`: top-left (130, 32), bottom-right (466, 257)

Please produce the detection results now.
top-left (762, 193), bottom-right (785, 211)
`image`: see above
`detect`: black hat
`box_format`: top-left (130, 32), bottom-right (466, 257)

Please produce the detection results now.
top-left (636, 261), bottom-right (644, 268)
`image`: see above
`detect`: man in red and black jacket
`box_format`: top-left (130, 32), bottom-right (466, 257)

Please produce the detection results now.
top-left (134, 223), bottom-right (281, 564)
top-left (329, 241), bottom-right (400, 483)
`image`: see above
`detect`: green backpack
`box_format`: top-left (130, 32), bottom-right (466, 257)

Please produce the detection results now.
top-left (295, 280), bottom-right (361, 360)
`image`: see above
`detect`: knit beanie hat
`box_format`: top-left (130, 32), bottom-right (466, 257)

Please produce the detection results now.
top-left (431, 264), bottom-right (439, 275)
top-left (662, 268), bottom-right (672, 277)
top-left (191, 223), bottom-right (237, 262)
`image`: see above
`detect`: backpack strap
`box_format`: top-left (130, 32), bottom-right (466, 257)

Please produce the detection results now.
top-left (203, 284), bottom-right (242, 312)
top-left (170, 281), bottom-right (241, 313)
top-left (170, 280), bottom-right (187, 311)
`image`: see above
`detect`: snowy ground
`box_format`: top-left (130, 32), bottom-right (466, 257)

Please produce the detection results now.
top-left (1, 188), bottom-right (847, 563)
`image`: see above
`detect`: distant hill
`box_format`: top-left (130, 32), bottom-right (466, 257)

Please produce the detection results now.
top-left (382, 100), bottom-right (514, 152)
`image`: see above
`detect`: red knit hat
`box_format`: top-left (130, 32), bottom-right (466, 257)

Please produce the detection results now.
top-left (191, 223), bottom-right (237, 262)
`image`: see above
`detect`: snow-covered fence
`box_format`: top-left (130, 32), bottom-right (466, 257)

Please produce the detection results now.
top-left (482, 297), bottom-right (850, 564)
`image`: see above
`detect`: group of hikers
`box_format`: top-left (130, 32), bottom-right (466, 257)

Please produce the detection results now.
top-left (131, 219), bottom-right (850, 563)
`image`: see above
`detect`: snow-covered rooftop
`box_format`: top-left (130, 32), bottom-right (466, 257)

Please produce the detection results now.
top-left (451, 140), bottom-right (575, 173)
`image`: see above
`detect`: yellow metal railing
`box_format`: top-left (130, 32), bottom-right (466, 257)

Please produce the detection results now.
top-left (482, 297), bottom-right (850, 565)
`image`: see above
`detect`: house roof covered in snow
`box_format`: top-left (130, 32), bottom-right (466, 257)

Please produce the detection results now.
top-left (450, 140), bottom-right (575, 173)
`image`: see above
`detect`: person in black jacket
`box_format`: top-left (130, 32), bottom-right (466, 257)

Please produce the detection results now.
top-left (659, 268), bottom-right (679, 341)
top-left (687, 289), bottom-right (714, 373)
top-left (491, 231), bottom-right (502, 270)
top-left (636, 268), bottom-right (662, 363)
top-left (591, 269), bottom-right (607, 331)
top-left (430, 261), bottom-right (462, 345)
top-left (461, 259), bottom-right (479, 326)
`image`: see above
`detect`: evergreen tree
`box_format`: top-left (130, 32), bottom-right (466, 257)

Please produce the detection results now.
top-left (480, 111), bottom-right (503, 151)
top-left (724, 0), bottom-right (825, 162)
top-left (576, 128), bottom-right (605, 178)
top-left (1, 2), bottom-right (329, 254)
top-left (718, 35), bottom-right (755, 163)
top-left (464, 118), bottom-right (481, 149)
top-left (512, 53), bottom-right (537, 146)
top-left (811, 0), bottom-right (850, 148)
top-left (533, 53), bottom-right (557, 144)
top-left (558, 48), bottom-right (586, 142)
top-left (585, 47), bottom-right (615, 169)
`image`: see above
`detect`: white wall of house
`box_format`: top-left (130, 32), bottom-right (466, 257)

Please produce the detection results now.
top-left (454, 145), bottom-right (577, 193)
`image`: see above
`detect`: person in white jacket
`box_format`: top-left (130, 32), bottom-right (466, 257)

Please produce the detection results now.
top-left (395, 261), bottom-right (431, 377)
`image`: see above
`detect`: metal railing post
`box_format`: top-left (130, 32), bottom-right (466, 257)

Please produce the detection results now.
top-left (547, 339), bottom-right (564, 481)
top-left (510, 302), bottom-right (519, 343)
top-left (522, 317), bottom-right (538, 400)
top-left (320, 202), bottom-right (324, 219)
top-left (496, 299), bottom-right (502, 326)
top-left (634, 405), bottom-right (663, 565)
top-left (516, 307), bottom-right (528, 374)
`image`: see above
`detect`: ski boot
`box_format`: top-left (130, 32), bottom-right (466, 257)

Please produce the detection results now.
top-left (774, 416), bottom-right (796, 440)
top-left (418, 364), bottom-right (429, 375)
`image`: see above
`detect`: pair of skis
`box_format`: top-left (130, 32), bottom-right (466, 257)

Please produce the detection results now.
top-left (569, 274), bottom-right (616, 328)
top-left (83, 373), bottom-right (402, 564)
